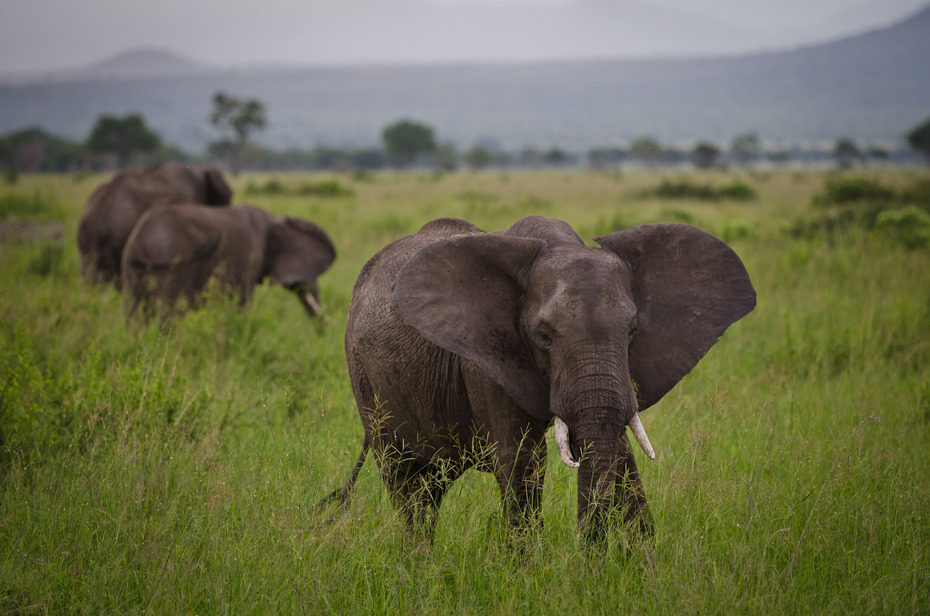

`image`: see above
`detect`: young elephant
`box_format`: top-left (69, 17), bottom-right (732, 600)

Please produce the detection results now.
top-left (324, 215), bottom-right (755, 541)
top-left (78, 161), bottom-right (233, 288)
top-left (122, 203), bottom-right (336, 319)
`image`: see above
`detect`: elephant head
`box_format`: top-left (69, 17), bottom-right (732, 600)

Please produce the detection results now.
top-left (159, 161), bottom-right (233, 206)
top-left (264, 216), bottom-right (337, 316)
top-left (390, 215), bottom-right (756, 536)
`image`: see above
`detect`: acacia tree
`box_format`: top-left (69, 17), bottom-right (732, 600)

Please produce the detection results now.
top-left (731, 132), bottom-right (761, 168)
top-left (382, 119), bottom-right (436, 168)
top-left (209, 91), bottom-right (267, 175)
top-left (86, 113), bottom-right (161, 168)
top-left (906, 116), bottom-right (930, 164)
top-left (629, 137), bottom-right (665, 167)
top-left (692, 142), bottom-right (721, 169)
top-left (834, 138), bottom-right (862, 169)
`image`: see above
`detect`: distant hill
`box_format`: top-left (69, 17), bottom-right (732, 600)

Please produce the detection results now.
top-left (83, 49), bottom-right (213, 80)
top-left (0, 49), bottom-right (215, 85)
top-left (1, 5), bottom-right (928, 152)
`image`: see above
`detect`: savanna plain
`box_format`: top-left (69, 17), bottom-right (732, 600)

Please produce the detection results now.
top-left (1, 167), bottom-right (928, 615)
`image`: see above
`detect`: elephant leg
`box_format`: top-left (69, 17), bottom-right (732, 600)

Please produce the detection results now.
top-left (494, 431), bottom-right (547, 528)
top-left (379, 451), bottom-right (460, 540)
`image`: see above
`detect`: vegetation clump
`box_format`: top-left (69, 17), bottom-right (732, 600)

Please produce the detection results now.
top-left (245, 177), bottom-right (354, 198)
top-left (0, 191), bottom-right (68, 222)
top-left (644, 179), bottom-right (757, 201)
top-left (796, 174), bottom-right (930, 248)
top-left (298, 178), bottom-right (354, 198)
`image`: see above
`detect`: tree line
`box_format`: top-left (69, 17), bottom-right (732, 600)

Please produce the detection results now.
top-left (3, 92), bottom-right (930, 178)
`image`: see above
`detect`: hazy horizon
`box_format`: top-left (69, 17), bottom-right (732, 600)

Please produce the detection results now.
top-left (1, 0), bottom-right (927, 75)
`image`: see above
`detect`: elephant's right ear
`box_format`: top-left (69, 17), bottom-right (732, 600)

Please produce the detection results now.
top-left (391, 234), bottom-right (551, 420)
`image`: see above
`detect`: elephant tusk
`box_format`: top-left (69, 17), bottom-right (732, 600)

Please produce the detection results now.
top-left (303, 290), bottom-right (323, 316)
top-left (554, 417), bottom-right (580, 469)
top-left (629, 413), bottom-right (656, 460)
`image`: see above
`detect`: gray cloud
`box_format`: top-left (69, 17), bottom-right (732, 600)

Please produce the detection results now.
top-left (0, 0), bottom-right (926, 74)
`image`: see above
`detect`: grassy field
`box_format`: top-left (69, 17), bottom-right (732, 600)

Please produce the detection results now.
top-left (1, 167), bottom-right (928, 615)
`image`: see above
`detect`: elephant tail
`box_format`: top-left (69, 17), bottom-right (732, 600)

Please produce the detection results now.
top-left (313, 435), bottom-right (370, 519)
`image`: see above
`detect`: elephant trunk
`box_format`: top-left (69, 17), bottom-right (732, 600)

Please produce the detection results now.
top-left (575, 431), bottom-right (625, 539)
top-left (555, 413), bottom-right (654, 469)
top-left (551, 346), bottom-right (655, 468)
top-left (573, 427), bottom-right (653, 539)
top-left (551, 349), bottom-right (654, 537)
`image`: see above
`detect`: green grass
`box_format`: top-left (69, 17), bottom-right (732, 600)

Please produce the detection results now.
top-left (1, 168), bottom-right (928, 614)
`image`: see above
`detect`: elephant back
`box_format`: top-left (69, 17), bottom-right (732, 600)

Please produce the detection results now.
top-left (123, 203), bottom-right (223, 268)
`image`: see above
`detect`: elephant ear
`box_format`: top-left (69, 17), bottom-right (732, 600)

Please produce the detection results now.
top-left (266, 218), bottom-right (336, 286)
top-left (596, 223), bottom-right (756, 411)
top-left (202, 167), bottom-right (233, 205)
top-left (392, 234), bottom-right (551, 420)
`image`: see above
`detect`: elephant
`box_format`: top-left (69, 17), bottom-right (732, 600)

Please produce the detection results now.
top-left (78, 161), bottom-right (233, 287)
top-left (121, 202), bottom-right (336, 319)
top-left (322, 215), bottom-right (755, 541)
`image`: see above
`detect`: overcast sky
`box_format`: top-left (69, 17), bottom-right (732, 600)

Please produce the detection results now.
top-left (1, 0), bottom-right (927, 74)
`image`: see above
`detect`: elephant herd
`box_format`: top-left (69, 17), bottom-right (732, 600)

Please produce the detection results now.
top-left (78, 162), bottom-right (757, 545)
top-left (78, 162), bottom-right (336, 318)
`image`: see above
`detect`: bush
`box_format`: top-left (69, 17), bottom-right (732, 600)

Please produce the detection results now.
top-left (244, 177), bottom-right (354, 198)
top-left (645, 179), bottom-right (757, 201)
top-left (793, 175), bottom-right (930, 249)
top-left (298, 179), bottom-right (354, 198)
top-left (717, 182), bottom-right (758, 201)
top-left (245, 178), bottom-right (286, 195)
top-left (876, 206), bottom-right (930, 250)
top-left (811, 176), bottom-right (896, 224)
top-left (812, 175), bottom-right (895, 205)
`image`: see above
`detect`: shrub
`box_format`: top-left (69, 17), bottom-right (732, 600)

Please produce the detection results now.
top-left (810, 176), bottom-right (896, 227)
top-left (812, 175), bottom-right (896, 206)
top-left (244, 177), bottom-right (354, 198)
top-left (246, 178), bottom-right (286, 195)
top-left (876, 206), bottom-right (930, 250)
top-left (645, 179), bottom-right (757, 201)
top-left (793, 175), bottom-right (930, 249)
top-left (298, 179), bottom-right (354, 198)
top-left (717, 181), bottom-right (758, 201)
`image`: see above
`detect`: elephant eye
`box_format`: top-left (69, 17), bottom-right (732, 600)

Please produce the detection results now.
top-left (534, 325), bottom-right (554, 349)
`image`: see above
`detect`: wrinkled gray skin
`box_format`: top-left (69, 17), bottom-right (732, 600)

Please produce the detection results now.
top-left (78, 161), bottom-right (233, 288)
top-left (122, 203), bottom-right (336, 319)
top-left (326, 215), bottom-right (756, 541)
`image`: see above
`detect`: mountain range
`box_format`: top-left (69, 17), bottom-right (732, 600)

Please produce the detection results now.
top-left (1, 4), bottom-right (928, 152)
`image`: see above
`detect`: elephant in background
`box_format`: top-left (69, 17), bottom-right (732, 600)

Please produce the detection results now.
top-left (78, 161), bottom-right (233, 287)
top-left (122, 203), bottom-right (336, 319)
top-left (323, 215), bottom-right (755, 541)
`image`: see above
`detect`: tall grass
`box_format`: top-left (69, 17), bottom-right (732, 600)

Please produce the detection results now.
top-left (1, 169), bottom-right (928, 614)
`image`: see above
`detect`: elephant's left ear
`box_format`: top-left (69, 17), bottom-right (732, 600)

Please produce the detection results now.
top-left (392, 233), bottom-right (551, 420)
top-left (267, 218), bottom-right (336, 286)
top-left (596, 223), bottom-right (756, 410)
